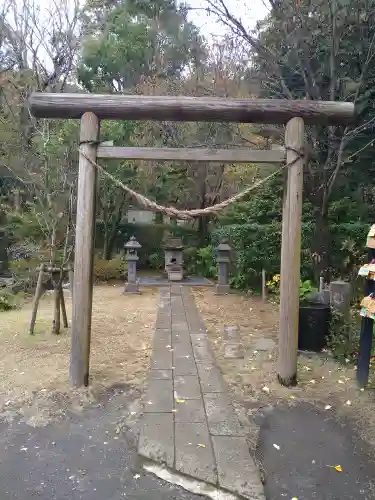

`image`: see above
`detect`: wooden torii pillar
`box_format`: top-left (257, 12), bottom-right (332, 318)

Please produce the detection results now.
top-left (29, 93), bottom-right (355, 387)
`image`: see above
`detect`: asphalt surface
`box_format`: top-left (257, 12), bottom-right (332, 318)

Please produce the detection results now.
top-left (0, 384), bottom-right (202, 500)
top-left (255, 403), bottom-right (375, 500)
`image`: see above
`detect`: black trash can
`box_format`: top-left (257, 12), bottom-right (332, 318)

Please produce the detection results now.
top-left (298, 303), bottom-right (331, 352)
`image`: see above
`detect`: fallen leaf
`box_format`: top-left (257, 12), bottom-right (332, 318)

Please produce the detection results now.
top-left (176, 399), bottom-right (185, 403)
top-left (197, 443), bottom-right (206, 448)
top-left (309, 379), bottom-right (316, 384)
top-left (289, 395), bottom-right (296, 399)
top-left (324, 405), bottom-right (332, 410)
top-left (360, 388), bottom-right (365, 392)
top-left (338, 380), bottom-right (344, 384)
top-left (327, 465), bottom-right (342, 472)
top-left (273, 444), bottom-right (280, 450)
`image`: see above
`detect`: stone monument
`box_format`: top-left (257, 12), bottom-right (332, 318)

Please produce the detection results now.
top-left (163, 235), bottom-right (184, 281)
top-left (215, 239), bottom-right (231, 295)
top-left (124, 236), bottom-right (141, 293)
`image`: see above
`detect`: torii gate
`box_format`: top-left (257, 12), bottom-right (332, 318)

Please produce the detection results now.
top-left (28, 93), bottom-right (355, 388)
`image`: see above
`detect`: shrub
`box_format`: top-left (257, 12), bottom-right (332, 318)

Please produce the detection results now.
top-left (93, 255), bottom-right (126, 282)
top-left (148, 251), bottom-right (164, 270)
top-left (196, 246), bottom-right (217, 278)
top-left (328, 309), bottom-right (361, 363)
top-left (265, 274), bottom-right (317, 302)
top-left (0, 290), bottom-right (19, 312)
top-left (183, 247), bottom-right (199, 275)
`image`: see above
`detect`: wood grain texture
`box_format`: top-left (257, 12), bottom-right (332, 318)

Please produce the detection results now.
top-left (70, 112), bottom-right (99, 387)
top-left (60, 285), bottom-right (68, 328)
top-left (29, 93), bottom-right (355, 125)
top-left (29, 264), bottom-right (45, 335)
top-left (278, 117), bottom-right (304, 387)
top-left (97, 146), bottom-right (285, 163)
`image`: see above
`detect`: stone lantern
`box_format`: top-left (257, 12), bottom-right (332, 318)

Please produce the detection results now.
top-left (215, 239), bottom-right (231, 295)
top-left (124, 236), bottom-right (141, 293)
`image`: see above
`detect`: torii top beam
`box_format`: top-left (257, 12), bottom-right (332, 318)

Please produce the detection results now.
top-left (28, 93), bottom-right (355, 126)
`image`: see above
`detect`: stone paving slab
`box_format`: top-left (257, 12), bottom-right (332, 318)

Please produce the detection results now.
top-left (138, 413), bottom-right (175, 468)
top-left (191, 335), bottom-right (215, 364)
top-left (203, 393), bottom-right (246, 436)
top-left (174, 375), bottom-right (201, 399)
top-left (150, 369), bottom-right (173, 380)
top-left (175, 422), bottom-right (217, 484)
top-left (212, 436), bottom-right (265, 500)
top-left (151, 343), bottom-right (173, 370)
top-left (154, 328), bottom-right (172, 344)
top-left (173, 352), bottom-right (197, 376)
top-left (174, 399), bottom-right (206, 423)
top-left (143, 378), bottom-right (173, 412)
top-left (138, 285), bottom-right (265, 499)
top-left (196, 363), bottom-right (227, 393)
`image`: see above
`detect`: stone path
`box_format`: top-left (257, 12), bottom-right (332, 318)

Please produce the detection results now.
top-left (138, 285), bottom-right (265, 500)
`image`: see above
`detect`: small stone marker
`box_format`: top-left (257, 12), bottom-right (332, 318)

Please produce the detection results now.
top-left (330, 281), bottom-right (351, 314)
top-left (215, 239), bottom-right (231, 295)
top-left (124, 236), bottom-right (141, 293)
top-left (253, 337), bottom-right (276, 351)
top-left (223, 325), bottom-right (244, 359)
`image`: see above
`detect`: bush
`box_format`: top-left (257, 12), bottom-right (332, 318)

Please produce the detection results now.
top-left (183, 247), bottom-right (199, 275)
top-left (0, 290), bottom-right (19, 312)
top-left (328, 309), bottom-right (361, 363)
top-left (196, 246), bottom-right (217, 278)
top-left (93, 255), bottom-right (126, 282)
top-left (182, 246), bottom-right (217, 278)
top-left (265, 274), bottom-right (317, 302)
top-left (148, 251), bottom-right (164, 270)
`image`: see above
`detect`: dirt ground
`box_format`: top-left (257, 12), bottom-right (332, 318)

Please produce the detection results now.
top-left (0, 284), bottom-right (158, 426)
top-left (193, 288), bottom-right (375, 451)
top-left (2, 283), bottom-right (375, 450)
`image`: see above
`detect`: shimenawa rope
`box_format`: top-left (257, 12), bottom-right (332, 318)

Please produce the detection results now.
top-left (78, 145), bottom-right (303, 220)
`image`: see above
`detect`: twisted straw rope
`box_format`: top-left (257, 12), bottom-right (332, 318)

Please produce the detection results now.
top-left (79, 146), bottom-right (303, 220)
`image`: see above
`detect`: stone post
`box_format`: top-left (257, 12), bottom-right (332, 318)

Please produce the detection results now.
top-left (124, 236), bottom-right (141, 293)
top-left (0, 211), bottom-right (10, 277)
top-left (330, 281), bottom-right (351, 314)
top-left (215, 239), bottom-right (231, 295)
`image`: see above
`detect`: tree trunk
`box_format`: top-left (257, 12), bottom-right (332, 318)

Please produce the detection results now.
top-left (312, 210), bottom-right (331, 284)
top-left (52, 284), bottom-right (61, 334)
top-left (198, 216), bottom-right (210, 246)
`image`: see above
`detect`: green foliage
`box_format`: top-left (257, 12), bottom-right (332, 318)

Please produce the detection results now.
top-left (148, 251), bottom-right (164, 270)
top-left (299, 280), bottom-right (318, 301)
top-left (95, 221), bottom-right (198, 267)
top-left (182, 246), bottom-right (217, 278)
top-left (0, 290), bottom-right (20, 312)
top-left (328, 310), bottom-right (361, 363)
top-left (79, 0), bottom-right (205, 91)
top-left (93, 255), bottom-right (126, 282)
top-left (6, 211), bottom-right (45, 244)
top-left (265, 274), bottom-right (317, 302)
top-left (196, 246), bottom-right (217, 278)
